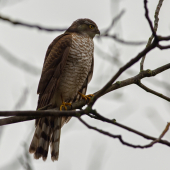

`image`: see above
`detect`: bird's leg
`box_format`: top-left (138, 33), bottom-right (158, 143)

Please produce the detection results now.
top-left (78, 92), bottom-right (94, 101)
top-left (60, 95), bottom-right (72, 111)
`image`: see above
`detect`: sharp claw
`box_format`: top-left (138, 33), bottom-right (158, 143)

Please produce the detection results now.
top-left (78, 92), bottom-right (94, 101)
top-left (60, 102), bottom-right (71, 111)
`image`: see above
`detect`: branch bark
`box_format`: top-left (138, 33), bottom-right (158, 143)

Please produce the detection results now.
top-left (140, 0), bottom-right (164, 71)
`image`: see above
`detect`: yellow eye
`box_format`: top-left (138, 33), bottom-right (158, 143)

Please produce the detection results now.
top-left (89, 25), bottom-right (94, 29)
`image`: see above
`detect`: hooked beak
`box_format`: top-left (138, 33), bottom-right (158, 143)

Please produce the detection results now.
top-left (96, 28), bottom-right (100, 35)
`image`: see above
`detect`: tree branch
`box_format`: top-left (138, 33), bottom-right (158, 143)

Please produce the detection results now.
top-left (1, 62), bottom-right (169, 126)
top-left (140, 0), bottom-right (164, 71)
top-left (78, 116), bottom-right (170, 148)
top-left (103, 10), bottom-right (125, 34)
top-left (99, 34), bottom-right (146, 45)
top-left (88, 39), bottom-right (158, 108)
top-left (141, 122), bottom-right (170, 148)
top-left (137, 81), bottom-right (170, 102)
top-left (157, 44), bottom-right (170, 50)
top-left (0, 44), bottom-right (41, 75)
top-left (0, 14), bottom-right (67, 32)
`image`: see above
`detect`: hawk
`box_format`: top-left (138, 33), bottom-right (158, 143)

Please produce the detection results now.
top-left (29, 18), bottom-right (100, 161)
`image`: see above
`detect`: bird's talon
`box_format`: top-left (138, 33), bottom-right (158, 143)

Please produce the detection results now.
top-left (78, 92), bottom-right (94, 101)
top-left (60, 102), bottom-right (72, 111)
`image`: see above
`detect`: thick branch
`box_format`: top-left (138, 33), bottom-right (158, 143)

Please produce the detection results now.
top-left (0, 100), bottom-right (87, 126)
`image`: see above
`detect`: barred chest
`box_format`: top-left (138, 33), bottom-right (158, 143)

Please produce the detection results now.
top-left (58, 33), bottom-right (94, 101)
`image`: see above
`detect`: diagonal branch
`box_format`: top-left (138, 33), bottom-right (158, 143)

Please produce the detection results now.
top-left (0, 44), bottom-right (41, 75)
top-left (137, 81), bottom-right (170, 102)
top-left (78, 116), bottom-right (170, 148)
top-left (88, 39), bottom-right (158, 108)
top-left (0, 62), bottom-right (170, 126)
top-left (141, 122), bottom-right (170, 148)
top-left (103, 10), bottom-right (125, 34)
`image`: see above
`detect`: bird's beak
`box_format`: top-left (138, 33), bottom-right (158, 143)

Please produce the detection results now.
top-left (96, 29), bottom-right (100, 35)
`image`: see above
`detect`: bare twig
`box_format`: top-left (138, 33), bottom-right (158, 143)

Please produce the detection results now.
top-left (86, 110), bottom-right (170, 147)
top-left (140, 0), bottom-right (164, 70)
top-left (157, 44), bottom-right (170, 49)
top-left (103, 10), bottom-right (125, 34)
top-left (141, 122), bottom-right (170, 148)
top-left (99, 9), bottom-right (146, 45)
top-left (13, 88), bottom-right (29, 110)
top-left (0, 14), bottom-right (67, 32)
top-left (78, 116), bottom-right (170, 148)
top-left (88, 38), bottom-right (158, 108)
top-left (105, 63), bottom-right (170, 95)
top-left (0, 44), bottom-right (41, 75)
top-left (143, 0), bottom-right (156, 37)
top-left (99, 34), bottom-right (146, 45)
top-left (137, 81), bottom-right (170, 102)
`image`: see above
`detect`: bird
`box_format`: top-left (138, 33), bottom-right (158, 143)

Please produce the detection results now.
top-left (29, 18), bottom-right (100, 161)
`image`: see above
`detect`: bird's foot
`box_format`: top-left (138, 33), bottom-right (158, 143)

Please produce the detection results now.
top-left (78, 92), bottom-right (94, 101)
top-left (60, 102), bottom-right (72, 111)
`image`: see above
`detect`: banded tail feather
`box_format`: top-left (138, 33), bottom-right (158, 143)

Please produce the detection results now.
top-left (29, 117), bottom-right (62, 161)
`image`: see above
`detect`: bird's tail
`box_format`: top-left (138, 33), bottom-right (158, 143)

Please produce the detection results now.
top-left (29, 117), bottom-right (62, 161)
top-left (50, 117), bottom-right (62, 161)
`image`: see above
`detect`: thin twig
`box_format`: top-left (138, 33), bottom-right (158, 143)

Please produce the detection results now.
top-left (103, 10), bottom-right (125, 34)
top-left (140, 0), bottom-right (164, 71)
top-left (105, 63), bottom-right (170, 95)
top-left (99, 34), bottom-right (146, 45)
top-left (137, 81), bottom-right (170, 102)
top-left (86, 110), bottom-right (170, 147)
top-left (0, 14), bottom-right (67, 32)
top-left (0, 44), bottom-right (41, 75)
top-left (157, 44), bottom-right (170, 50)
top-left (88, 38), bottom-right (158, 108)
top-left (78, 116), bottom-right (170, 148)
top-left (141, 122), bottom-right (170, 148)
top-left (143, 0), bottom-right (157, 37)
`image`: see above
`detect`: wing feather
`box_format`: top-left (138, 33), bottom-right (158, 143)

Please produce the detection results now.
top-left (37, 34), bottom-right (72, 109)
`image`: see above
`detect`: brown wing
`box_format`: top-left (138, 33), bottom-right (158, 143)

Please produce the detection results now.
top-left (37, 33), bottom-right (72, 110)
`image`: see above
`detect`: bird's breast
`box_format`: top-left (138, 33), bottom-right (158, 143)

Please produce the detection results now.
top-left (58, 33), bottom-right (94, 101)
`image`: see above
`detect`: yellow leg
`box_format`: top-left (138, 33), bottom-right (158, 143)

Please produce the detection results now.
top-left (59, 95), bottom-right (72, 111)
top-left (78, 92), bottom-right (94, 101)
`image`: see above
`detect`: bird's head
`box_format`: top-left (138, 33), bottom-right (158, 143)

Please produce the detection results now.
top-left (66, 18), bottom-right (100, 39)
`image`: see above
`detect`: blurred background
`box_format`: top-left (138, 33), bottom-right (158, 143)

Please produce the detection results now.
top-left (0, 0), bottom-right (170, 169)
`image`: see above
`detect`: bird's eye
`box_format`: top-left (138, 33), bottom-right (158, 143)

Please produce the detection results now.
top-left (89, 25), bottom-right (94, 29)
